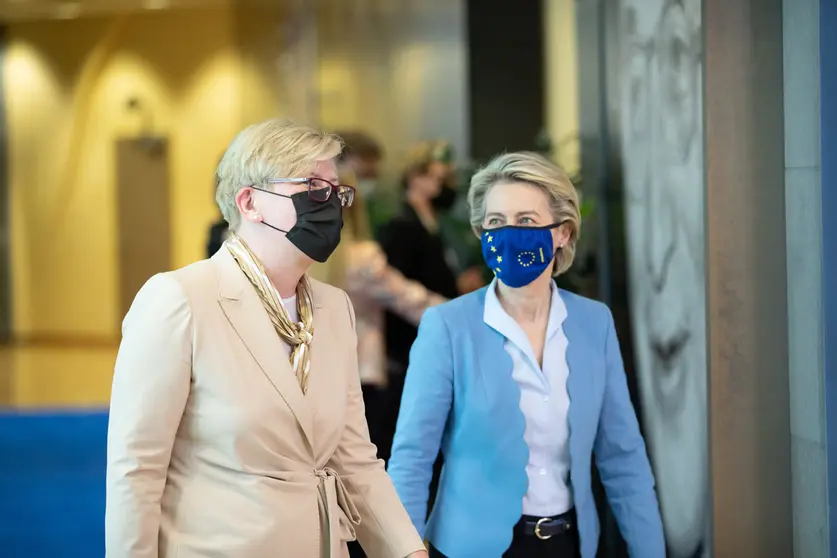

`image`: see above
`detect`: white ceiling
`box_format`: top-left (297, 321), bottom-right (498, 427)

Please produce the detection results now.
top-left (0, 0), bottom-right (235, 22)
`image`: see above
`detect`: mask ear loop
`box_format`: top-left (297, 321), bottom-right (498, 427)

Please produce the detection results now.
top-left (249, 185), bottom-right (295, 234)
top-left (262, 221), bottom-right (289, 235)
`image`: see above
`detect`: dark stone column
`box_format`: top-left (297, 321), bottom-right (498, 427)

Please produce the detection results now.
top-left (466, 0), bottom-right (544, 161)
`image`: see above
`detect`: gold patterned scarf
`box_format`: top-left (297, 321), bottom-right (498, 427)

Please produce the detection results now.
top-left (226, 233), bottom-right (315, 394)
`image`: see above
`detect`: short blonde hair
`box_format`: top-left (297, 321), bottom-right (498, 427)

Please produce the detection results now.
top-left (399, 141), bottom-right (436, 187)
top-left (216, 119), bottom-right (342, 228)
top-left (400, 140), bottom-right (454, 189)
top-left (468, 152), bottom-right (581, 276)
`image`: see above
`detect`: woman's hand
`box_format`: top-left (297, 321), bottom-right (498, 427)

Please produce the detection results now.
top-left (406, 551), bottom-right (429, 558)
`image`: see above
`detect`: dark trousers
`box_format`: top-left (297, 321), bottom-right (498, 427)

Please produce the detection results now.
top-left (349, 376), bottom-right (444, 558)
top-left (428, 512), bottom-right (580, 558)
top-left (347, 384), bottom-right (390, 558)
top-left (379, 371), bottom-right (405, 463)
top-left (361, 384), bottom-right (389, 457)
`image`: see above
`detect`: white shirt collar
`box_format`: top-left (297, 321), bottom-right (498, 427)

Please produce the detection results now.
top-left (483, 277), bottom-right (568, 348)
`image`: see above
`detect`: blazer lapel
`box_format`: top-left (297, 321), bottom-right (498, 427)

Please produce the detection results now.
top-left (471, 289), bottom-right (523, 415)
top-left (559, 290), bottom-right (585, 487)
top-left (470, 288), bottom-right (530, 502)
top-left (213, 249), bottom-right (315, 447)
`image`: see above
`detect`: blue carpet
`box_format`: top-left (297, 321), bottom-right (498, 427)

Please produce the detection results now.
top-left (0, 410), bottom-right (108, 558)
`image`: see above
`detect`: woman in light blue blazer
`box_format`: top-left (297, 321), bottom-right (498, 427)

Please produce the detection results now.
top-left (387, 152), bottom-right (665, 558)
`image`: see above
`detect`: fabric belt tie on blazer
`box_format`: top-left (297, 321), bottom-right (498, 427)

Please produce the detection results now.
top-left (315, 467), bottom-right (361, 551)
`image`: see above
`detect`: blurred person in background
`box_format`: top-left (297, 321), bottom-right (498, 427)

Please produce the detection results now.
top-left (376, 142), bottom-right (471, 461)
top-left (106, 119), bottom-right (427, 558)
top-left (333, 130), bottom-right (384, 198)
top-left (309, 130), bottom-right (448, 462)
top-left (333, 129), bottom-right (396, 234)
top-left (310, 130), bottom-right (449, 558)
top-left (428, 140), bottom-right (486, 292)
top-left (387, 152), bottom-right (664, 558)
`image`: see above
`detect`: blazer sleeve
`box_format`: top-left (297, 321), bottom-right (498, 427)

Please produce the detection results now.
top-left (326, 291), bottom-right (425, 558)
top-left (386, 306), bottom-right (454, 539)
top-left (593, 307), bottom-right (666, 558)
top-left (105, 274), bottom-right (192, 558)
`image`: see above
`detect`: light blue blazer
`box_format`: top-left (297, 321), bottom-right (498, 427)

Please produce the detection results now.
top-left (387, 286), bottom-right (665, 558)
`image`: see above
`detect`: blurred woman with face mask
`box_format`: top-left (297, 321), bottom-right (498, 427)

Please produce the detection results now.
top-left (374, 142), bottom-right (466, 462)
top-left (308, 131), bottom-right (448, 466)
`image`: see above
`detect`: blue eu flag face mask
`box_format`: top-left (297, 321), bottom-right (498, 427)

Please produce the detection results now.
top-left (481, 223), bottom-right (563, 288)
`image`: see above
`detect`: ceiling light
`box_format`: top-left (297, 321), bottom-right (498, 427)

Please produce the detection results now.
top-left (53, 2), bottom-right (82, 19)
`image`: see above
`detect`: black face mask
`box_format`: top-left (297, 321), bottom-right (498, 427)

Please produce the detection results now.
top-left (258, 189), bottom-right (343, 263)
top-left (432, 185), bottom-right (457, 211)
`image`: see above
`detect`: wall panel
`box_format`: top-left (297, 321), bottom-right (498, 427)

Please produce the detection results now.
top-left (704, 0), bottom-right (792, 554)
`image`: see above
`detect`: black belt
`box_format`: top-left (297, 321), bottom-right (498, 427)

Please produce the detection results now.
top-left (520, 510), bottom-right (575, 540)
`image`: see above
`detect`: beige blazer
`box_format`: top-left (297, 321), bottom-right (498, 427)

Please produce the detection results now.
top-left (105, 249), bottom-right (424, 558)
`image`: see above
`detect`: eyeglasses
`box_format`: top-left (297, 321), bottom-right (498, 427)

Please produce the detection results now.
top-left (263, 177), bottom-right (356, 207)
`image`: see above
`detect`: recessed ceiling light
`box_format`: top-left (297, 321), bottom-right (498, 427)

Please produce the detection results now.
top-left (144, 0), bottom-right (171, 9)
top-left (53, 2), bottom-right (82, 19)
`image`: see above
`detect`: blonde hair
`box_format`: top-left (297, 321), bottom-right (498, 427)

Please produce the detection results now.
top-left (216, 119), bottom-right (342, 229)
top-left (468, 152), bottom-right (581, 276)
top-left (400, 142), bottom-right (436, 185)
top-left (400, 140), bottom-right (454, 188)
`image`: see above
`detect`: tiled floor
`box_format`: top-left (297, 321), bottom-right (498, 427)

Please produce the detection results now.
top-left (0, 345), bottom-right (117, 408)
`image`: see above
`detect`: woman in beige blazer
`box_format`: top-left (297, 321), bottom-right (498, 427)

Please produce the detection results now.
top-left (105, 119), bottom-right (427, 558)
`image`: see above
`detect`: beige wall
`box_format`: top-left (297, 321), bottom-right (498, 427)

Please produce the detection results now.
top-left (315, 0), bottom-right (469, 179)
top-left (543, 0), bottom-right (580, 175)
top-left (1, 2), bottom-right (472, 409)
top-left (5, 7), bottom-right (280, 342)
top-left (4, 1), bottom-right (469, 343)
